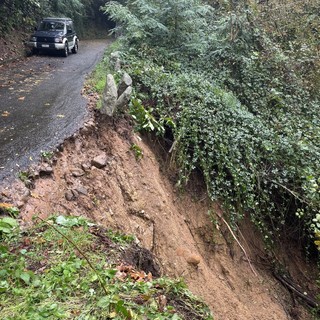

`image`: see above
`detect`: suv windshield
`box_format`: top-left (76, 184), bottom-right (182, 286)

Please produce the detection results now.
top-left (38, 21), bottom-right (64, 31)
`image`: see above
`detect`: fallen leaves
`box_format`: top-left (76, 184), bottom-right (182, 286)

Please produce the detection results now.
top-left (115, 263), bottom-right (153, 283)
top-left (1, 111), bottom-right (10, 117)
top-left (30, 192), bottom-right (42, 199)
top-left (0, 202), bottom-right (15, 212)
top-left (0, 202), bottom-right (19, 216)
top-left (18, 96), bottom-right (25, 101)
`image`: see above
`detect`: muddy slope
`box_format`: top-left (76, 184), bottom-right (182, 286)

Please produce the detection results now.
top-left (1, 112), bottom-right (315, 320)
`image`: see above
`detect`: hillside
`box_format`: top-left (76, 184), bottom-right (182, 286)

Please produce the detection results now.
top-left (1, 0), bottom-right (319, 318)
top-left (1, 105), bottom-right (317, 319)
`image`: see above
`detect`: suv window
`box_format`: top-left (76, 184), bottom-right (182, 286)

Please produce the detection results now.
top-left (66, 22), bottom-right (73, 33)
top-left (39, 21), bottom-right (65, 31)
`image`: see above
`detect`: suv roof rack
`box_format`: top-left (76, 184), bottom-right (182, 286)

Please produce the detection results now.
top-left (43, 17), bottom-right (72, 21)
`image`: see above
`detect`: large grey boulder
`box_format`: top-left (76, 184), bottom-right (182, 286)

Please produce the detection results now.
top-left (101, 74), bottom-right (118, 116)
top-left (118, 72), bottom-right (133, 97)
top-left (110, 51), bottom-right (121, 71)
top-left (116, 86), bottom-right (133, 110)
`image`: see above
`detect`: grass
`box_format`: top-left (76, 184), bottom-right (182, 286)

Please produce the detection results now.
top-left (0, 215), bottom-right (213, 319)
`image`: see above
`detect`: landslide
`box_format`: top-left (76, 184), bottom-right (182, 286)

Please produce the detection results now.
top-left (1, 107), bottom-right (317, 320)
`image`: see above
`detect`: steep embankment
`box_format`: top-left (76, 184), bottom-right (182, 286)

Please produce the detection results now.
top-left (1, 109), bottom-right (316, 320)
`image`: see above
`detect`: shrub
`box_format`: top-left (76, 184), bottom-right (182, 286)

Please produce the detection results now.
top-left (103, 0), bottom-right (320, 253)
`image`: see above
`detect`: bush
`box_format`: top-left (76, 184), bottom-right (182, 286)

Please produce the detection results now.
top-left (103, 0), bottom-right (320, 253)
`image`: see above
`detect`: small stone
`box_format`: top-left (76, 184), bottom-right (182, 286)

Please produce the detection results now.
top-left (75, 186), bottom-right (88, 195)
top-left (186, 254), bottom-right (201, 266)
top-left (65, 190), bottom-right (74, 201)
top-left (91, 153), bottom-right (107, 169)
top-left (71, 189), bottom-right (79, 199)
top-left (16, 201), bottom-right (25, 209)
top-left (80, 126), bottom-right (89, 134)
top-left (71, 169), bottom-right (84, 177)
top-left (39, 166), bottom-right (53, 175)
top-left (57, 144), bottom-right (64, 152)
top-left (81, 163), bottom-right (91, 172)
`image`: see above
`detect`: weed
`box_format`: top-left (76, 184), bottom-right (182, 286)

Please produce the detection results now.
top-left (0, 216), bottom-right (18, 239)
top-left (0, 203), bottom-right (19, 218)
top-left (129, 98), bottom-right (165, 135)
top-left (40, 150), bottom-right (54, 161)
top-left (18, 171), bottom-right (34, 189)
top-left (130, 143), bottom-right (144, 160)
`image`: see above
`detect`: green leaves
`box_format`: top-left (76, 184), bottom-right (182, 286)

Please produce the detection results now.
top-left (55, 215), bottom-right (86, 227)
top-left (0, 217), bottom-right (213, 319)
top-left (129, 98), bottom-right (165, 135)
top-left (0, 217), bottom-right (18, 237)
top-left (102, 0), bottom-right (213, 56)
top-left (105, 1), bottom-right (320, 253)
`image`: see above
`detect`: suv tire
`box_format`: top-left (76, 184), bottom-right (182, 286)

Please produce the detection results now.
top-left (63, 43), bottom-right (68, 57)
top-left (72, 40), bottom-right (78, 54)
top-left (32, 48), bottom-right (39, 55)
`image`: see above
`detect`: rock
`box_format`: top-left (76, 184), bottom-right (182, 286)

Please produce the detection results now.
top-left (64, 173), bottom-right (73, 185)
top-left (101, 74), bottom-right (118, 116)
top-left (65, 189), bottom-right (80, 201)
top-left (110, 51), bottom-right (121, 71)
top-left (65, 190), bottom-right (74, 201)
top-left (71, 169), bottom-right (84, 177)
top-left (186, 254), bottom-right (201, 266)
top-left (91, 153), bottom-right (108, 169)
top-left (39, 165), bottom-right (53, 176)
top-left (118, 72), bottom-right (132, 96)
top-left (116, 86), bottom-right (132, 110)
top-left (75, 185), bottom-right (88, 196)
top-left (57, 144), bottom-right (64, 152)
top-left (16, 201), bottom-right (25, 209)
top-left (71, 189), bottom-right (79, 199)
top-left (81, 163), bottom-right (91, 172)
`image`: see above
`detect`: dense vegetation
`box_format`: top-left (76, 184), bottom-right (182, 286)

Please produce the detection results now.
top-left (102, 0), bottom-right (320, 254)
top-left (0, 215), bottom-right (212, 319)
top-left (0, 0), bottom-right (111, 37)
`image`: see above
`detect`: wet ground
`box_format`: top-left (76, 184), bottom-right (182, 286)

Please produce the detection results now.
top-left (0, 39), bottom-right (110, 182)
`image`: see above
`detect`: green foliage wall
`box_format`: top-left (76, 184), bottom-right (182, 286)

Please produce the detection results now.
top-left (103, 0), bottom-right (320, 253)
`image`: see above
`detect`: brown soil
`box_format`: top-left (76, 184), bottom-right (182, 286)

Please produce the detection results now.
top-left (1, 109), bottom-right (318, 320)
top-left (0, 31), bottom-right (29, 64)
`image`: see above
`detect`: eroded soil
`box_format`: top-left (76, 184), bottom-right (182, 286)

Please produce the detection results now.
top-left (1, 106), bottom-right (317, 319)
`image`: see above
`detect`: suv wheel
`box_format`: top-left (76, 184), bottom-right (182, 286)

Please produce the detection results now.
top-left (62, 43), bottom-right (68, 57)
top-left (72, 40), bottom-right (78, 54)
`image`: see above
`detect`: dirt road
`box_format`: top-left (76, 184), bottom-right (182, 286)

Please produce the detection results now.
top-left (0, 39), bottom-right (109, 182)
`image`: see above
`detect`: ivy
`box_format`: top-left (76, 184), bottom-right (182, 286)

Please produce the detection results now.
top-left (105, 0), bottom-right (320, 253)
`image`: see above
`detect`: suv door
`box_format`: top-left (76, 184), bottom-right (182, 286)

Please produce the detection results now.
top-left (66, 21), bottom-right (74, 48)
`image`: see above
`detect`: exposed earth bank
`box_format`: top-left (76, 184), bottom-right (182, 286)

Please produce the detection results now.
top-left (1, 102), bottom-right (317, 319)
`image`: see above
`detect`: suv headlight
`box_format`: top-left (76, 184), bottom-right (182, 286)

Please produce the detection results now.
top-left (30, 36), bottom-right (37, 42)
top-left (54, 37), bottom-right (63, 43)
